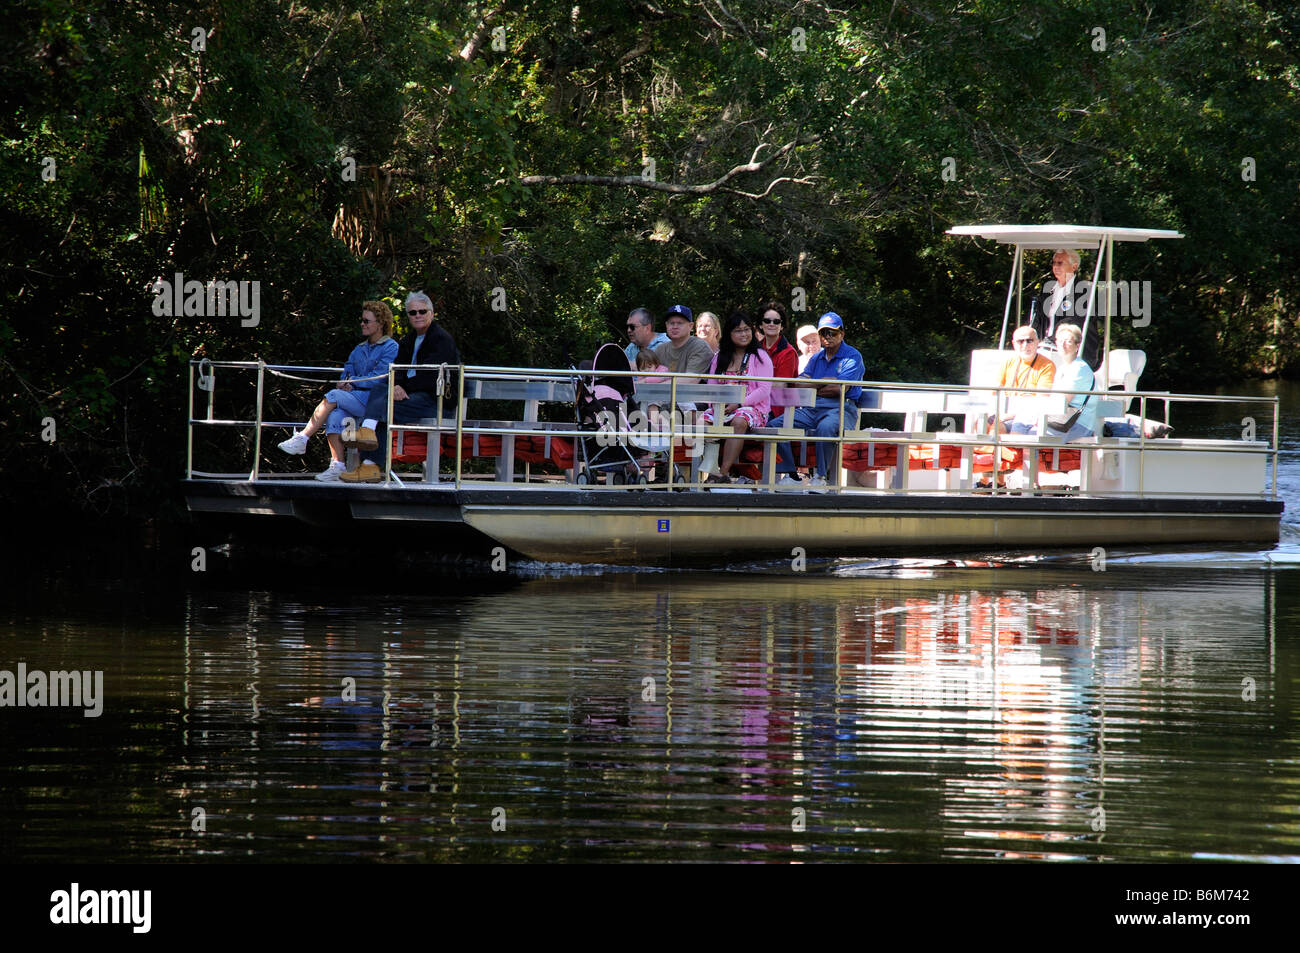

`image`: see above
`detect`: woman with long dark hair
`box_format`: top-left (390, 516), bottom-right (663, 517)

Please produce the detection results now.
top-left (699, 311), bottom-right (773, 483)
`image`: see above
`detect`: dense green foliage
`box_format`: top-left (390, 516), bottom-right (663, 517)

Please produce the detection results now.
top-left (3, 0), bottom-right (1298, 513)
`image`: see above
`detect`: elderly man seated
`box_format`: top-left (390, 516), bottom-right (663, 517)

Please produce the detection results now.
top-left (981, 325), bottom-right (1056, 489)
top-left (625, 307), bottom-right (669, 367)
top-left (793, 312), bottom-right (864, 488)
top-left (997, 326), bottom-right (1057, 435)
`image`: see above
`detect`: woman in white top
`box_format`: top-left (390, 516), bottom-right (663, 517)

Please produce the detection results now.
top-left (794, 324), bottom-right (820, 372)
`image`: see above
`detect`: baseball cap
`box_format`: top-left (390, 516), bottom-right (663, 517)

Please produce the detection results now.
top-left (817, 312), bottom-right (844, 331)
top-left (665, 304), bottom-right (694, 322)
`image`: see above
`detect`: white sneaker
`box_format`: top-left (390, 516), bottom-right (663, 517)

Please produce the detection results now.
top-left (314, 461), bottom-right (346, 481)
top-left (777, 474), bottom-right (802, 486)
top-left (278, 432), bottom-right (309, 455)
top-left (808, 474), bottom-right (828, 488)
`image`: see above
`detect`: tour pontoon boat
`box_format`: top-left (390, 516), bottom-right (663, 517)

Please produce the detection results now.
top-left (184, 225), bottom-right (1282, 566)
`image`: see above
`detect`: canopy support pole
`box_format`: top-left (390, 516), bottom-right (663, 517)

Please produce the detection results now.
top-left (999, 244), bottom-right (1022, 350)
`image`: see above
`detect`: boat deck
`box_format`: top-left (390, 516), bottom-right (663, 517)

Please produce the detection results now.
top-left (184, 360), bottom-right (1284, 565)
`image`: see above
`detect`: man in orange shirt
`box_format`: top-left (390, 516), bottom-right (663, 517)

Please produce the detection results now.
top-left (997, 327), bottom-right (1056, 434)
top-left (980, 327), bottom-right (1056, 490)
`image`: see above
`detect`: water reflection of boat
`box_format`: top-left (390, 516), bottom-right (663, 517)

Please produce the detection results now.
top-left (171, 571), bottom-right (1281, 860)
top-left (184, 225), bottom-right (1282, 566)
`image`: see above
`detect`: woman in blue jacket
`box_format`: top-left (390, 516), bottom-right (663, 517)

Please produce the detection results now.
top-left (278, 301), bottom-right (399, 480)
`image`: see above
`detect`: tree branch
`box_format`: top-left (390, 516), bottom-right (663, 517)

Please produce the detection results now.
top-left (515, 134), bottom-right (821, 195)
top-left (461, 6), bottom-right (504, 62)
top-left (301, 9), bottom-right (348, 85)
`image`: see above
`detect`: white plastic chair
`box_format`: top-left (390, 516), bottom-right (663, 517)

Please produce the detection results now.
top-left (1106, 349), bottom-right (1146, 392)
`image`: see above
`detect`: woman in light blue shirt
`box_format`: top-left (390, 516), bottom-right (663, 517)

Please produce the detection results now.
top-left (278, 301), bottom-right (399, 480)
top-left (1050, 323), bottom-right (1098, 441)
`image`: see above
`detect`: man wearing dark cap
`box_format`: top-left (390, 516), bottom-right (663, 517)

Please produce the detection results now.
top-left (793, 312), bottom-right (864, 487)
top-left (652, 304), bottom-right (713, 380)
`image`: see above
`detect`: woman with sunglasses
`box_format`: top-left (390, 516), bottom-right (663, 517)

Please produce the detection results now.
top-left (699, 311), bottom-right (773, 483)
top-left (278, 301), bottom-right (398, 481)
top-left (757, 301), bottom-right (801, 483)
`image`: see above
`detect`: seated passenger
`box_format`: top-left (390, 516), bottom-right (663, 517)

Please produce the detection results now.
top-left (695, 311), bottom-right (722, 353)
top-left (652, 304), bottom-right (714, 380)
top-left (342, 291), bottom-right (460, 483)
top-left (634, 348), bottom-right (669, 383)
top-left (625, 307), bottom-right (669, 367)
top-left (997, 326), bottom-right (1056, 434)
top-left (758, 301), bottom-right (802, 485)
top-left (278, 301), bottom-right (398, 481)
top-left (634, 349), bottom-right (671, 429)
top-left (698, 312), bottom-right (773, 483)
top-left (794, 312), bottom-right (864, 488)
top-left (794, 323), bottom-right (820, 372)
top-left (1046, 323), bottom-right (1098, 440)
top-left (980, 326), bottom-right (1056, 490)
top-left (652, 304), bottom-right (715, 417)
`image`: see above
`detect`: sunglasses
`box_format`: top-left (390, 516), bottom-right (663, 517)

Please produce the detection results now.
top-left (1013, 337), bottom-right (1036, 344)
top-left (407, 308), bottom-right (430, 316)
top-left (818, 328), bottom-right (842, 336)
top-left (761, 318), bottom-right (782, 325)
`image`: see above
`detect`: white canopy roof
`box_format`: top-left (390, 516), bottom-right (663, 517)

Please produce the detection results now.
top-left (946, 224), bottom-right (1184, 249)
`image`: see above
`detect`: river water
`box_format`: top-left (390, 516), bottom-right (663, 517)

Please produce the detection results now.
top-left (2, 381), bottom-right (1299, 863)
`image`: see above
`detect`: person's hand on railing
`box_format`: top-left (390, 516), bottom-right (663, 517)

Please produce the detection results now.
top-left (393, 385), bottom-right (409, 401)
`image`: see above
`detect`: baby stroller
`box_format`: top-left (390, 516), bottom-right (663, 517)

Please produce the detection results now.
top-left (573, 343), bottom-right (664, 485)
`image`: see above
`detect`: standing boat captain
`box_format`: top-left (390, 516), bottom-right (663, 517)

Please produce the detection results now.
top-left (1027, 248), bottom-right (1100, 368)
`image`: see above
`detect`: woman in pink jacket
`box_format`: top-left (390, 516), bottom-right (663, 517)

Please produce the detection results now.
top-left (699, 311), bottom-right (773, 483)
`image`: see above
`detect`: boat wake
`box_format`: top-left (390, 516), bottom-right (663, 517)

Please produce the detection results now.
top-left (507, 538), bottom-right (1300, 578)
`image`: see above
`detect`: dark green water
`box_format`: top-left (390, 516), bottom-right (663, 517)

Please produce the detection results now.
top-left (2, 382), bottom-right (1298, 862)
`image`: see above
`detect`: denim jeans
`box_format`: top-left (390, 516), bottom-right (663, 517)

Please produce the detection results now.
top-left (793, 405), bottom-right (848, 478)
top-left (360, 382), bottom-right (445, 464)
top-left (324, 388), bottom-right (370, 435)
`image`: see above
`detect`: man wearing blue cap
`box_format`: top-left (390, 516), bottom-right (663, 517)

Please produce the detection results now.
top-left (794, 312), bottom-right (864, 487)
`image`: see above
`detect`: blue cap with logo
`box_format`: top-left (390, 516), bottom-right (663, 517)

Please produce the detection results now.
top-left (817, 311), bottom-right (844, 331)
top-left (665, 304), bottom-right (694, 322)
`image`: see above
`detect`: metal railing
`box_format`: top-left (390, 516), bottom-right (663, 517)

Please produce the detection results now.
top-left (185, 360), bottom-right (1280, 499)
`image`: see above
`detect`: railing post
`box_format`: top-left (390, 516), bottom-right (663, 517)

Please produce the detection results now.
top-left (1273, 397), bottom-right (1280, 499)
top-left (991, 383), bottom-right (1003, 491)
top-left (206, 364), bottom-right (216, 422)
top-left (669, 374), bottom-right (679, 487)
top-left (1137, 395), bottom-right (1147, 497)
top-left (384, 366), bottom-right (395, 482)
top-left (186, 362), bottom-right (195, 480)
top-left (251, 360), bottom-right (265, 482)
top-left (454, 364), bottom-right (465, 489)
top-left (836, 382), bottom-right (847, 489)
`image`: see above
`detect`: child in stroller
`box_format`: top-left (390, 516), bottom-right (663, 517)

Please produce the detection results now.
top-left (573, 343), bottom-right (671, 485)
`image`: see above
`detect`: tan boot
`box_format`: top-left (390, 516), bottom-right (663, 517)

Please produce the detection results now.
top-left (354, 426), bottom-right (379, 451)
top-left (340, 462), bottom-right (382, 483)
